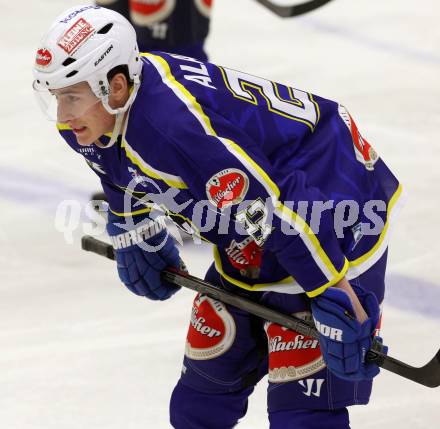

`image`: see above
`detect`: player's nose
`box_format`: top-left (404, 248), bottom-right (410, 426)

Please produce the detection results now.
top-left (57, 101), bottom-right (75, 123)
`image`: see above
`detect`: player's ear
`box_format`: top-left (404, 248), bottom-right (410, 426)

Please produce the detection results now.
top-left (108, 73), bottom-right (129, 109)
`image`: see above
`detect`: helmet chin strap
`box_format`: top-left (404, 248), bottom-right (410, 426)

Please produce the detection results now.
top-left (95, 75), bottom-right (141, 149)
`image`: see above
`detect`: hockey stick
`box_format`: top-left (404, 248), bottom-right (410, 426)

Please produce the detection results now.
top-left (254, 0), bottom-right (334, 18)
top-left (81, 235), bottom-right (440, 388)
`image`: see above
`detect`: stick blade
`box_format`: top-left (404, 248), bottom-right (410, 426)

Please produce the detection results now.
top-left (420, 348), bottom-right (440, 388)
top-left (255, 0), bottom-right (334, 18)
top-left (380, 348), bottom-right (440, 388)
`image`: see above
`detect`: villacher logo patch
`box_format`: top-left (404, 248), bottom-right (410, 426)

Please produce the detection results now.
top-left (206, 168), bottom-right (249, 209)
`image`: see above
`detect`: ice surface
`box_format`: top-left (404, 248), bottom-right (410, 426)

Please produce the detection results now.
top-left (1, 0), bottom-right (439, 427)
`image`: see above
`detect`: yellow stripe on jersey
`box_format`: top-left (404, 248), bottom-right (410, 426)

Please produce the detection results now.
top-left (221, 135), bottom-right (349, 294)
top-left (109, 206), bottom-right (153, 217)
top-left (219, 137), bottom-right (280, 201)
top-left (108, 185), bottom-right (153, 217)
top-left (276, 203), bottom-right (350, 293)
top-left (217, 136), bottom-right (348, 291)
top-left (143, 52), bottom-right (346, 289)
top-left (121, 139), bottom-right (188, 189)
top-left (167, 211), bottom-right (212, 244)
top-left (213, 247), bottom-right (304, 293)
top-left (348, 184), bottom-right (403, 273)
top-left (141, 52), bottom-right (217, 137)
top-left (306, 258), bottom-right (349, 298)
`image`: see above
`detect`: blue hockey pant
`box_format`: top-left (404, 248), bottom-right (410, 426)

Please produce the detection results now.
top-left (170, 252), bottom-right (387, 428)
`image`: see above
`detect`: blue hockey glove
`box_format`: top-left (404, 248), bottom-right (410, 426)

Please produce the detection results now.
top-left (311, 285), bottom-right (383, 381)
top-left (106, 212), bottom-right (181, 300)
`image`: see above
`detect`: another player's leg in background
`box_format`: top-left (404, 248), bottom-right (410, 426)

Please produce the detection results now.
top-left (96, 0), bottom-right (129, 17)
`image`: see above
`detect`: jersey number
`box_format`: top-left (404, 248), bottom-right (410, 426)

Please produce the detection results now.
top-left (220, 67), bottom-right (319, 130)
top-left (236, 198), bottom-right (273, 246)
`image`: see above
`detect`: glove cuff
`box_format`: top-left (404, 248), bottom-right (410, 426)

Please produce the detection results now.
top-left (106, 211), bottom-right (167, 250)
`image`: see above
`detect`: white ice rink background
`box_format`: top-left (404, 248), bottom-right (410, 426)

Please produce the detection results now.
top-left (1, 0), bottom-right (439, 427)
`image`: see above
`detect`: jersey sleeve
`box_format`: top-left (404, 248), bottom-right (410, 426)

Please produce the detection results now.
top-left (141, 104), bottom-right (348, 298)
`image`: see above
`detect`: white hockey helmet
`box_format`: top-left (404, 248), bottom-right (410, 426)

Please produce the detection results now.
top-left (33, 4), bottom-right (142, 123)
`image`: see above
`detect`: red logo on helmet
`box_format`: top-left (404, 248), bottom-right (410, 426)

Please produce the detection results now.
top-left (265, 312), bottom-right (326, 382)
top-left (35, 48), bottom-right (53, 68)
top-left (194, 0), bottom-right (213, 18)
top-left (185, 294), bottom-right (236, 360)
top-left (57, 18), bottom-right (96, 55)
top-left (129, 0), bottom-right (176, 26)
top-left (206, 168), bottom-right (249, 209)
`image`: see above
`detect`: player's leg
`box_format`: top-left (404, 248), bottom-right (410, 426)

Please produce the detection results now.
top-left (170, 382), bottom-right (254, 429)
top-left (95, 0), bottom-right (130, 18)
top-left (263, 251), bottom-right (387, 429)
top-left (269, 408), bottom-right (350, 429)
top-left (127, 0), bottom-right (210, 61)
top-left (169, 266), bottom-right (268, 428)
top-left (165, 42), bottom-right (209, 62)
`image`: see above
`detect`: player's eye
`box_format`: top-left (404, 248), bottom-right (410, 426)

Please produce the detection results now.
top-left (67, 95), bottom-right (80, 103)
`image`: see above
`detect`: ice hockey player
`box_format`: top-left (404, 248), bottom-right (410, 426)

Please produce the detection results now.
top-left (33, 5), bottom-right (401, 428)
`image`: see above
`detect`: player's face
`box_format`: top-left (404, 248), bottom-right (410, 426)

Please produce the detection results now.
top-left (53, 82), bottom-right (115, 146)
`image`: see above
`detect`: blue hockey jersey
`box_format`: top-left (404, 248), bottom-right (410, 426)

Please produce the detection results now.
top-left (58, 52), bottom-right (402, 297)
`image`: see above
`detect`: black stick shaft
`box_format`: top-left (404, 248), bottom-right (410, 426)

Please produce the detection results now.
top-left (81, 237), bottom-right (319, 338)
top-left (81, 235), bottom-right (440, 388)
top-left (163, 270), bottom-right (320, 339)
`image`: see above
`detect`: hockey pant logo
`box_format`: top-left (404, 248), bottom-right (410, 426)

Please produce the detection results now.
top-left (185, 293), bottom-right (236, 360)
top-left (129, 0), bottom-right (176, 26)
top-left (298, 378), bottom-right (325, 397)
top-left (264, 311), bottom-right (326, 382)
